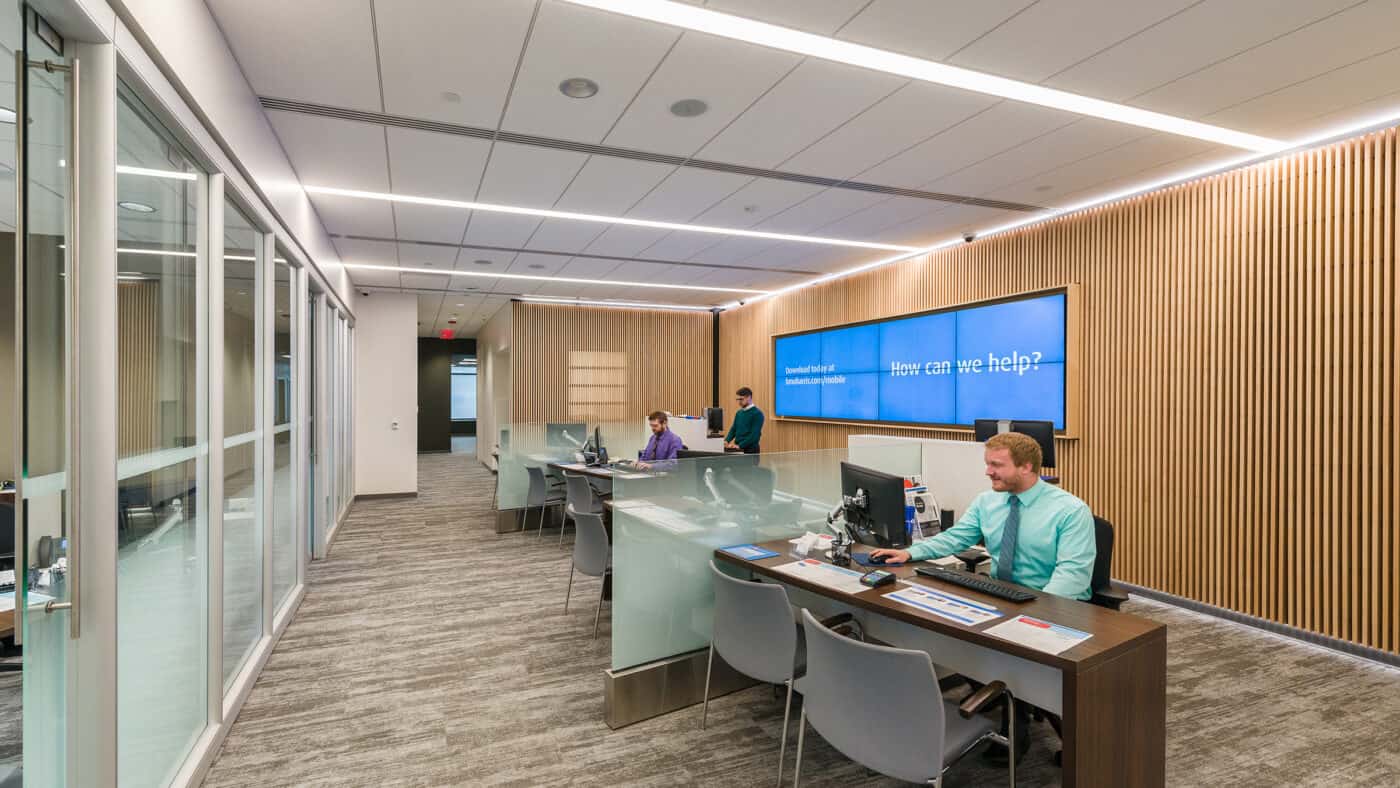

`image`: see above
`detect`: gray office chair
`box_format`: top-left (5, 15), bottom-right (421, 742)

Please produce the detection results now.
top-left (525, 466), bottom-right (566, 540)
top-left (703, 561), bottom-right (803, 785)
top-left (793, 609), bottom-right (1016, 787)
top-left (564, 510), bottom-right (611, 639)
top-left (561, 472), bottom-right (603, 547)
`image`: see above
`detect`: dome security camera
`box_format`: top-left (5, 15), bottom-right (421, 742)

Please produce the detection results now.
top-left (962, 231), bottom-right (976, 243)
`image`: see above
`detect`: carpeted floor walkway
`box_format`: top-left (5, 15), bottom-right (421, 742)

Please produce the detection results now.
top-left (202, 453), bottom-right (1400, 787)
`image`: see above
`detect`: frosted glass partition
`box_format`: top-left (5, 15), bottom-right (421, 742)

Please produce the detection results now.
top-left (494, 419), bottom-right (653, 511)
top-left (610, 443), bottom-right (923, 671)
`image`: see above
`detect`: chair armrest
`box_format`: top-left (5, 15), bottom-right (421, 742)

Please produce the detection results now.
top-left (1091, 584), bottom-right (1130, 610)
top-left (958, 680), bottom-right (1009, 719)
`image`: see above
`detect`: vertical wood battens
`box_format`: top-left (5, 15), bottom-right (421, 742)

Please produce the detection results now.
top-left (718, 131), bottom-right (1400, 655)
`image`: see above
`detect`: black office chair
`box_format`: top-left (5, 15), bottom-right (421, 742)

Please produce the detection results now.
top-left (1089, 515), bottom-right (1129, 610)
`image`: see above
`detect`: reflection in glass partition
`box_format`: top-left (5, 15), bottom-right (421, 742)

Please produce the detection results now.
top-left (493, 419), bottom-right (653, 513)
top-left (610, 444), bottom-right (923, 672)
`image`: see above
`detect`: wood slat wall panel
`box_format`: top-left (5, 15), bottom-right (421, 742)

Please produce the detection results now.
top-left (720, 130), bottom-right (1400, 655)
top-left (510, 302), bottom-right (712, 425)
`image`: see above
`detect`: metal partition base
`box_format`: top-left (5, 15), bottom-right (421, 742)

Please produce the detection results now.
top-left (603, 648), bottom-right (755, 729)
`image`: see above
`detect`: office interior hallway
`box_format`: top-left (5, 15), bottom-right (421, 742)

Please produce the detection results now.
top-left (202, 454), bottom-right (1400, 787)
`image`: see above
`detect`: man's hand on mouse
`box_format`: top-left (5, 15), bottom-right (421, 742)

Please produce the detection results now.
top-left (869, 548), bottom-right (912, 564)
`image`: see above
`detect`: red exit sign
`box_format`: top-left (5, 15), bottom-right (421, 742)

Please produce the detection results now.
top-left (439, 329), bottom-right (455, 339)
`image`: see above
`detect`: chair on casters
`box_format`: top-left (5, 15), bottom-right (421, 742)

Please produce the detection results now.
top-left (561, 473), bottom-right (602, 547)
top-left (563, 510), bottom-right (611, 639)
top-left (793, 608), bottom-right (1016, 787)
top-left (525, 466), bottom-right (565, 539)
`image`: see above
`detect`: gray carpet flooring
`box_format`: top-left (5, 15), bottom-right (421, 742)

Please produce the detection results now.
top-left (202, 453), bottom-right (1400, 787)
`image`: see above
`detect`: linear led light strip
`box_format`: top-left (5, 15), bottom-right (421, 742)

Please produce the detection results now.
top-left (564, 0), bottom-right (1283, 152)
top-left (343, 262), bottom-right (767, 295)
top-left (303, 184), bottom-right (918, 252)
top-left (117, 164), bottom-right (197, 181)
top-left (519, 296), bottom-right (713, 311)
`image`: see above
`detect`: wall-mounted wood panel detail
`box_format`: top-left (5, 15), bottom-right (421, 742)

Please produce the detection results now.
top-left (721, 129), bottom-right (1400, 655)
top-left (511, 302), bottom-right (712, 425)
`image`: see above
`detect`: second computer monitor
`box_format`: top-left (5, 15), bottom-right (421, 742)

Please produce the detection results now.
top-left (972, 418), bottom-right (1056, 469)
top-left (704, 406), bottom-right (724, 434)
top-left (839, 461), bottom-right (909, 549)
top-left (545, 422), bottom-right (587, 449)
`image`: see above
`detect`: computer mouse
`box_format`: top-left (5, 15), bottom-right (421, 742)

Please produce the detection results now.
top-left (867, 553), bottom-right (888, 565)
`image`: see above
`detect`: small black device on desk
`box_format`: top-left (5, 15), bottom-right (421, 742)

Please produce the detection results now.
top-left (860, 569), bottom-right (897, 588)
top-left (914, 566), bottom-right (1038, 602)
top-left (852, 551), bottom-right (903, 567)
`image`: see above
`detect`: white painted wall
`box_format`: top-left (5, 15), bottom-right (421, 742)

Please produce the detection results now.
top-left (354, 294), bottom-right (417, 495)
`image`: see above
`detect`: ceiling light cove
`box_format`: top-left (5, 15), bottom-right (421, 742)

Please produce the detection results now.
top-left (521, 296), bottom-right (715, 312)
top-left (341, 262), bottom-right (768, 295)
top-left (563, 0), bottom-right (1284, 152)
top-left (303, 185), bottom-right (918, 252)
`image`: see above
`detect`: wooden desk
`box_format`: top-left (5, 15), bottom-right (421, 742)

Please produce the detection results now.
top-left (0, 608), bottom-right (11, 640)
top-left (546, 461), bottom-right (665, 482)
top-left (715, 540), bottom-right (1166, 788)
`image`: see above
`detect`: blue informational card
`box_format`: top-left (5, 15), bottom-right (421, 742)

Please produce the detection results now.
top-left (720, 544), bottom-right (780, 561)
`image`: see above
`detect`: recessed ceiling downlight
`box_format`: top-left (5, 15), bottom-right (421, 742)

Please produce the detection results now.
top-left (669, 98), bottom-right (708, 118)
top-left (473, 259), bottom-right (493, 266)
top-left (559, 77), bottom-right (599, 99)
top-left (118, 200), bottom-right (156, 213)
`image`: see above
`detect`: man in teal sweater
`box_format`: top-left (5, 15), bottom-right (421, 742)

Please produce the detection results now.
top-left (723, 386), bottom-right (765, 454)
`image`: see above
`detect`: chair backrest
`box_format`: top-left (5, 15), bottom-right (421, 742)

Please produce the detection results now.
top-left (1091, 516), bottom-right (1115, 592)
top-left (565, 473), bottom-right (599, 514)
top-left (525, 466), bottom-right (549, 507)
top-left (0, 503), bottom-right (14, 556)
top-left (571, 511), bottom-right (610, 577)
top-left (799, 609), bottom-right (946, 784)
top-left (708, 561), bottom-right (798, 684)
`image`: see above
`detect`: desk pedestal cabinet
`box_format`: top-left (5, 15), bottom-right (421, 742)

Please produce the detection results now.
top-left (716, 542), bottom-right (1166, 788)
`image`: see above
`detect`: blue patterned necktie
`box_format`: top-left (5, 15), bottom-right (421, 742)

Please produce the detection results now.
top-left (997, 494), bottom-right (1021, 582)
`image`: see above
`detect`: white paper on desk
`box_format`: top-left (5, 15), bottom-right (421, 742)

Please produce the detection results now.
top-left (559, 463), bottom-right (588, 470)
top-left (770, 559), bottom-right (869, 595)
top-left (984, 615), bottom-right (1092, 655)
top-left (623, 505), bottom-right (703, 534)
top-left (618, 473), bottom-right (650, 479)
top-left (885, 584), bottom-right (1002, 626)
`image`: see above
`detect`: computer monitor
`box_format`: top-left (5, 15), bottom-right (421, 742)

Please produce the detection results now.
top-left (692, 453), bottom-right (757, 503)
top-left (704, 407), bottom-right (724, 434)
top-left (840, 461), bottom-right (909, 549)
top-left (712, 463), bottom-right (774, 508)
top-left (545, 422), bottom-right (587, 449)
top-left (972, 418), bottom-right (1056, 469)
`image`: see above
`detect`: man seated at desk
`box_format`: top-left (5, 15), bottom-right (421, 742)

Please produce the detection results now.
top-left (871, 431), bottom-right (1095, 764)
top-left (636, 411), bottom-right (683, 471)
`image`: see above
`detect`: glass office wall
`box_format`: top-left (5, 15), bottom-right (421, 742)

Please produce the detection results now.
top-left (221, 198), bottom-right (262, 687)
top-left (114, 85), bottom-right (209, 787)
top-left (306, 289), bottom-right (318, 552)
top-left (271, 252), bottom-right (297, 611)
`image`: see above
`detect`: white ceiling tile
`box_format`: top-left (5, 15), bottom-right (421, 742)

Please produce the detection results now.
top-left (385, 126), bottom-right (491, 199)
top-left (401, 272), bottom-right (452, 290)
top-left (987, 134), bottom-right (1215, 205)
top-left (268, 112), bottom-right (389, 191)
top-left (857, 102), bottom-right (1078, 189)
top-left (208, 0), bottom-right (381, 111)
top-left (781, 82), bottom-right (997, 180)
top-left (374, 0), bottom-right (535, 127)
top-left (1275, 91), bottom-right (1400, 143)
top-left (1045, 0), bottom-right (1358, 103)
top-left (627, 168), bottom-right (751, 220)
top-left (706, 0), bottom-right (869, 35)
top-left (333, 236), bottom-right (398, 264)
top-left (309, 194), bottom-right (396, 238)
top-left (555, 156), bottom-right (677, 213)
top-left (604, 32), bottom-right (801, 156)
top-left (583, 226), bottom-right (672, 257)
top-left (507, 251), bottom-right (567, 276)
top-left (948, 0), bottom-right (1197, 83)
top-left (345, 268), bottom-right (401, 288)
top-left (393, 203), bottom-right (470, 245)
top-left (397, 241), bottom-right (460, 268)
top-left (476, 141), bottom-right (589, 205)
top-left (837, 0), bottom-right (1035, 61)
top-left (462, 213), bottom-right (542, 248)
top-left (1205, 46), bottom-right (1400, 139)
top-left (1133, 1), bottom-right (1400, 121)
top-left (502, 1), bottom-right (680, 143)
top-left (638, 232), bottom-right (723, 261)
top-left (697, 59), bottom-right (906, 168)
top-left (687, 237), bottom-right (781, 265)
top-left (557, 257), bottom-right (623, 279)
top-left (690, 179), bottom-right (822, 227)
top-left (525, 219), bottom-right (608, 253)
top-left (754, 189), bottom-right (888, 234)
top-left (606, 260), bottom-right (675, 281)
top-left (923, 118), bottom-right (1146, 197)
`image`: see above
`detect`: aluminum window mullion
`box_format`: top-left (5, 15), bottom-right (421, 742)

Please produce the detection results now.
top-left (205, 172), bottom-right (225, 736)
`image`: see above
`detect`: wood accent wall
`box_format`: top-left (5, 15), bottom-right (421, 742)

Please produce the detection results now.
top-left (721, 128), bottom-right (1399, 655)
top-left (510, 302), bottom-right (712, 424)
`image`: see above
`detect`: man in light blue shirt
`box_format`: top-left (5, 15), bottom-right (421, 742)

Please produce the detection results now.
top-left (872, 431), bottom-right (1096, 600)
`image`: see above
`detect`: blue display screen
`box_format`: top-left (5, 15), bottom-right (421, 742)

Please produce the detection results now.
top-left (773, 292), bottom-right (1066, 428)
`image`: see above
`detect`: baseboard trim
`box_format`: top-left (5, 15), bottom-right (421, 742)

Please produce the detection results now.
top-left (354, 491), bottom-right (418, 500)
top-left (1123, 582), bottom-right (1400, 669)
top-left (603, 648), bottom-right (755, 729)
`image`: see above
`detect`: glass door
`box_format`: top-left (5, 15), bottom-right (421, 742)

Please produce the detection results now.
top-left (11, 6), bottom-right (75, 784)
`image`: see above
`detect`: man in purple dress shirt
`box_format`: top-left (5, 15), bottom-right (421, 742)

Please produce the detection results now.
top-left (637, 411), bottom-right (684, 470)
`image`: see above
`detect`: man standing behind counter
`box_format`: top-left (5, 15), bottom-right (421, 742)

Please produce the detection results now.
top-left (636, 411), bottom-right (683, 471)
top-left (723, 387), bottom-right (764, 454)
